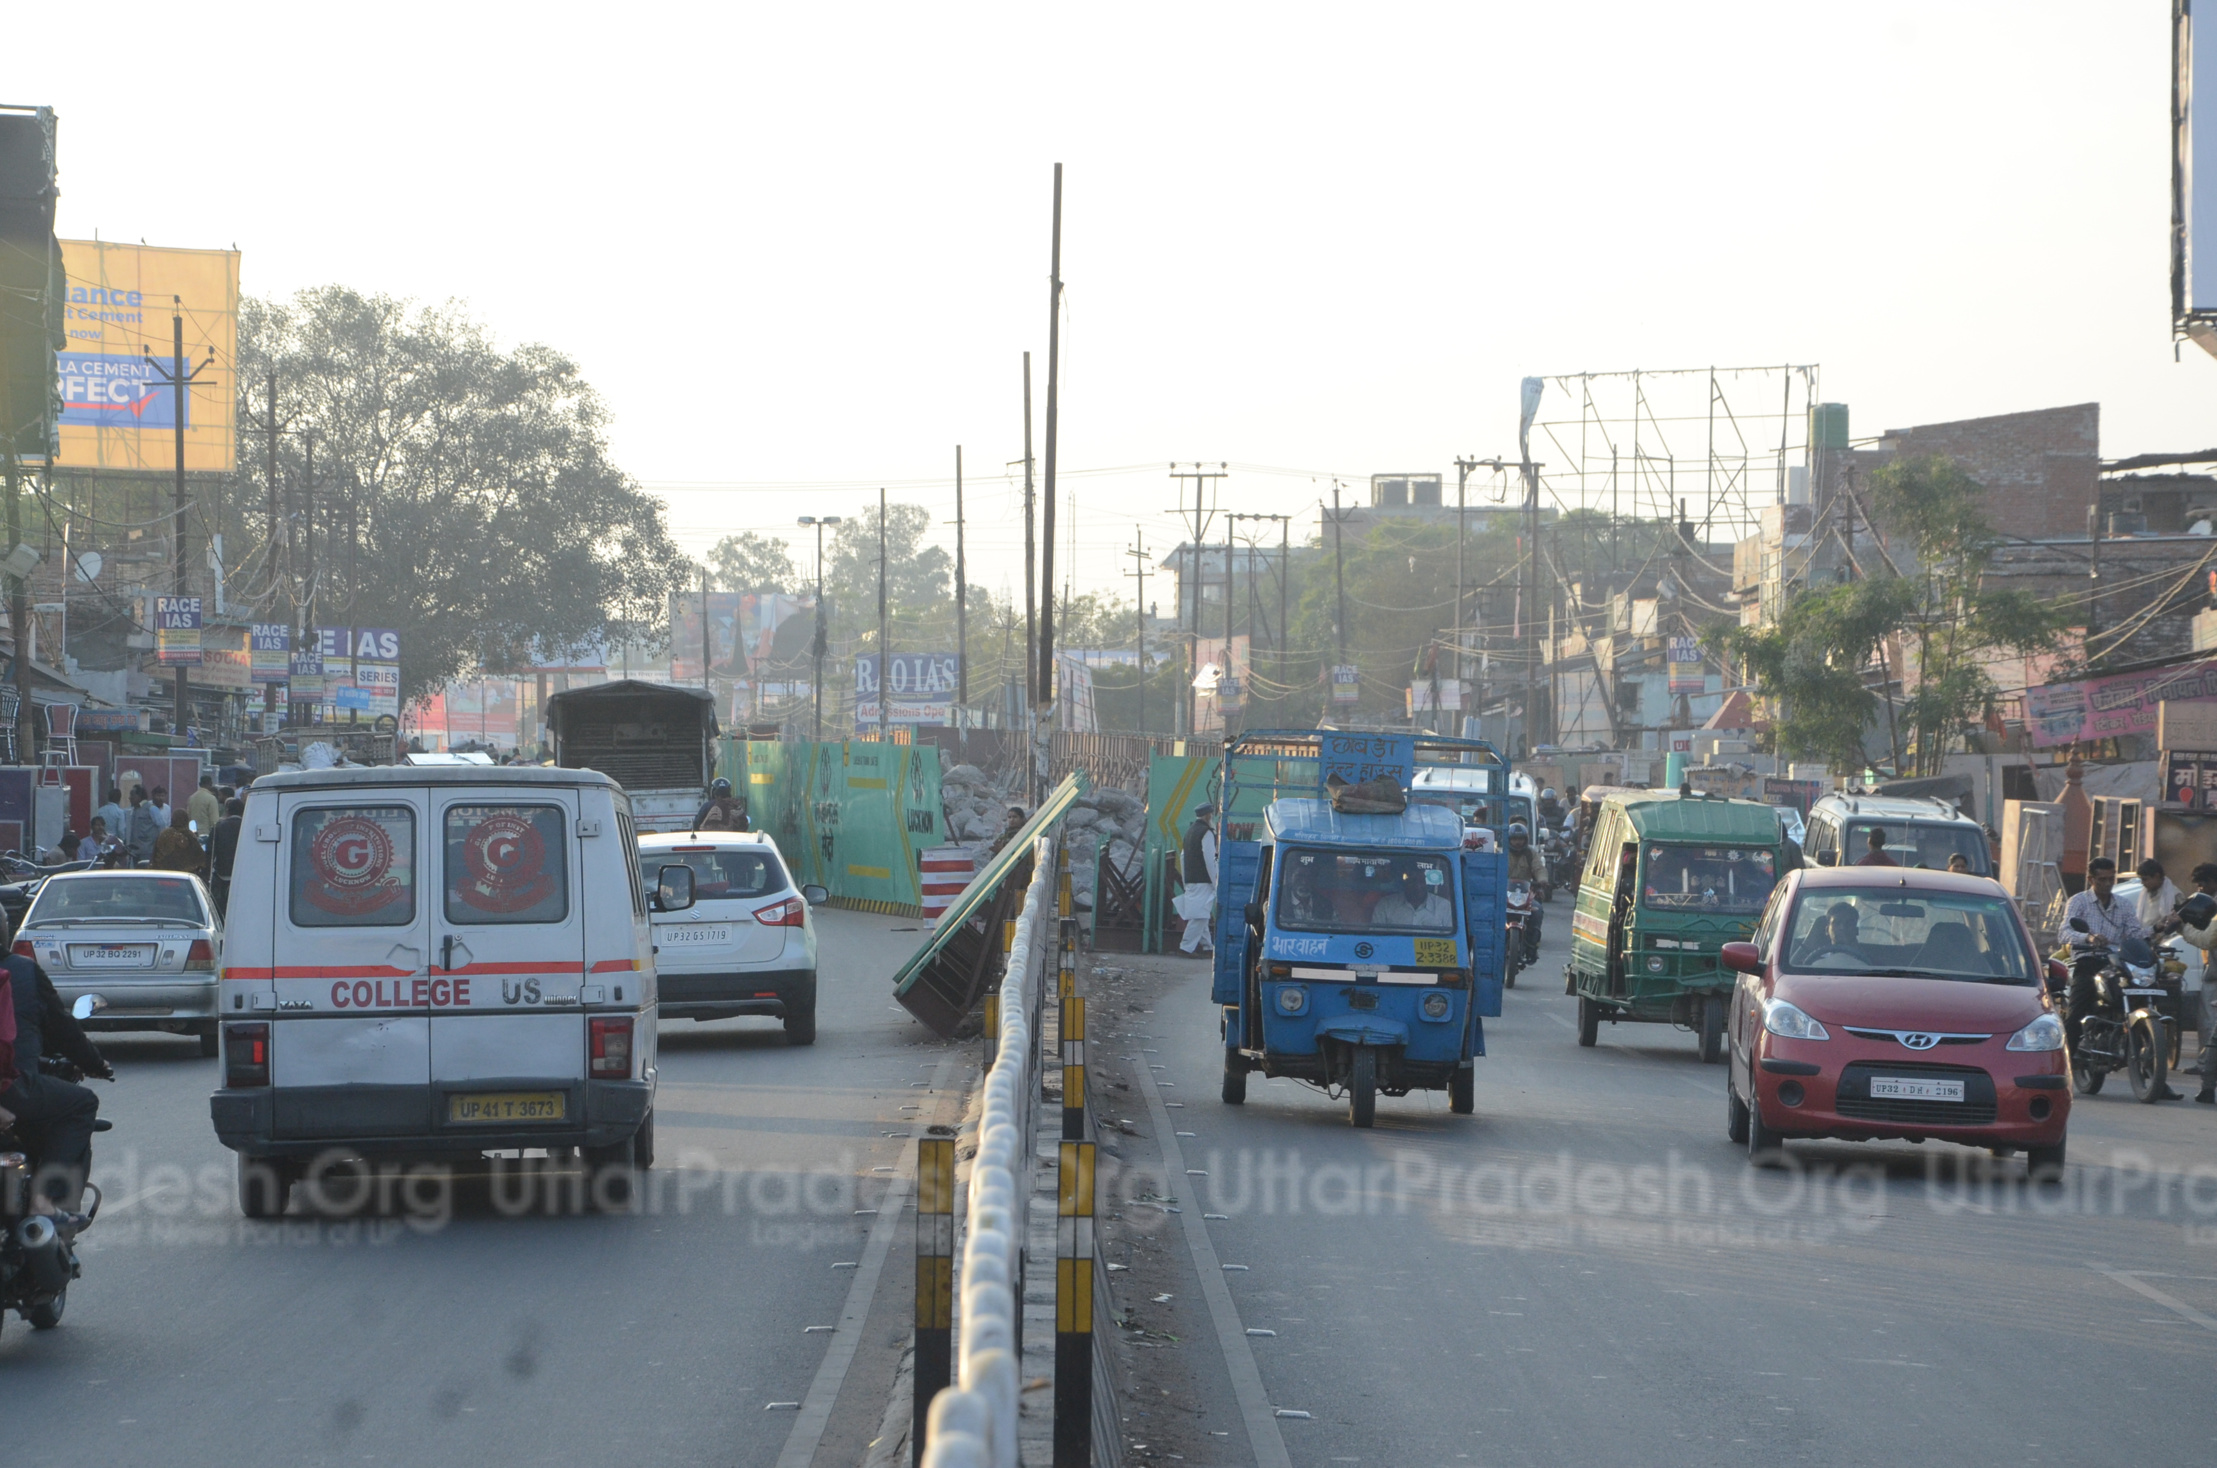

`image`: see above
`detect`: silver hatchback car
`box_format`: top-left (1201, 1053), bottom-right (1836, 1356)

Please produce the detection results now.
top-left (13, 869), bottom-right (223, 1056)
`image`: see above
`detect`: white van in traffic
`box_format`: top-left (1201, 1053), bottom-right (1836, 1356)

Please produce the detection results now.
top-left (207, 766), bottom-right (699, 1217)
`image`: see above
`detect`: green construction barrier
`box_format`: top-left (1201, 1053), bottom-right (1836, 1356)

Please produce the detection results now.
top-left (728, 737), bottom-right (946, 914)
top-left (1142, 752), bottom-right (1301, 952)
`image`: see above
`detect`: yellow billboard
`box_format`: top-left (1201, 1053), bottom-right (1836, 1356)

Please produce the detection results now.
top-left (55, 239), bottom-right (238, 473)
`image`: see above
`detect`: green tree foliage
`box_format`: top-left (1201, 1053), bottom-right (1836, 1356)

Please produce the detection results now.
top-left (706, 531), bottom-right (797, 593)
top-left (235, 287), bottom-right (687, 703)
top-left (1724, 455), bottom-right (2064, 775)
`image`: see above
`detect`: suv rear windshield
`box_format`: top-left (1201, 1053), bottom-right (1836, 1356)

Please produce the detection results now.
top-left (1845, 820), bottom-right (1989, 874)
top-left (1640, 844), bottom-right (1777, 914)
top-left (28, 876), bottom-right (205, 927)
top-left (647, 847), bottom-right (786, 902)
top-left (1784, 886), bottom-right (2035, 983)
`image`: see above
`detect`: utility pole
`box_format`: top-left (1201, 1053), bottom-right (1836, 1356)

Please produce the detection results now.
top-left (797, 514), bottom-right (841, 740)
top-left (1221, 510), bottom-right (1236, 736)
top-left (954, 445), bottom-right (967, 706)
top-left (700, 564), bottom-right (712, 692)
top-left (1124, 535), bottom-right (1149, 737)
top-left (1453, 457), bottom-right (1480, 717)
top-left (877, 486), bottom-right (889, 743)
top-left (1166, 463), bottom-right (1227, 739)
top-left (1021, 353), bottom-right (1035, 712)
top-left (1036, 163), bottom-right (1064, 710)
top-left (1330, 480), bottom-right (1350, 690)
top-left (1229, 513), bottom-right (1289, 720)
top-left (143, 299), bottom-right (215, 741)
top-left (2, 445), bottom-right (29, 763)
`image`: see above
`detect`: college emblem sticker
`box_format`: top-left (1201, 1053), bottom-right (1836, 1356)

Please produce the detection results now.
top-left (454, 813), bottom-right (556, 916)
top-left (305, 816), bottom-right (403, 917)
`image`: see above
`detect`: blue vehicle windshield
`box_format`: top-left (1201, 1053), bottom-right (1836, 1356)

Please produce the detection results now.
top-left (1275, 848), bottom-right (1455, 934)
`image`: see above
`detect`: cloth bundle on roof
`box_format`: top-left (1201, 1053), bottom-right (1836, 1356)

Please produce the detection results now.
top-left (1326, 773), bottom-right (1407, 815)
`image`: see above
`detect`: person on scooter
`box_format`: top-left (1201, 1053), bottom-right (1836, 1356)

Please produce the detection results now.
top-left (1504, 823), bottom-right (1544, 959)
top-left (1537, 788), bottom-right (1564, 829)
top-left (0, 932), bottom-right (110, 1226)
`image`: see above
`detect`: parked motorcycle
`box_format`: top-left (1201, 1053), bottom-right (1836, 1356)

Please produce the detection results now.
top-left (1, 994), bottom-right (110, 1337)
top-left (2060, 919), bottom-right (2175, 1103)
top-left (1504, 881), bottom-right (1535, 988)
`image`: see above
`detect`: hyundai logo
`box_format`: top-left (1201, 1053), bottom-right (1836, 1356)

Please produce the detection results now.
top-left (1898, 1033), bottom-right (1939, 1050)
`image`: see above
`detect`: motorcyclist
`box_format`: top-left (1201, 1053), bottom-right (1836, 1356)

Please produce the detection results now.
top-left (1537, 787), bottom-right (1564, 828)
top-left (2061, 856), bottom-right (2178, 1099)
top-left (692, 777), bottom-right (749, 832)
top-left (0, 936), bottom-right (110, 1225)
top-left (1504, 823), bottom-right (1544, 958)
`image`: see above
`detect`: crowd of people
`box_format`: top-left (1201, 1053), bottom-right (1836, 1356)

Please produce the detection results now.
top-left (54, 772), bottom-right (247, 918)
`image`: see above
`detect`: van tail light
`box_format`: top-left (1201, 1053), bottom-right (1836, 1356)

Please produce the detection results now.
top-left (10, 940), bottom-right (31, 960)
top-left (753, 897), bottom-right (806, 928)
top-left (184, 939), bottom-right (216, 972)
top-left (225, 1023), bottom-right (270, 1088)
top-left (589, 1016), bottom-right (633, 1079)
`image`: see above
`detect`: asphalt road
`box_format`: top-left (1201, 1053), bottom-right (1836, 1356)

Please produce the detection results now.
top-left (0, 907), bottom-right (966, 1468)
top-left (1122, 903), bottom-right (2217, 1468)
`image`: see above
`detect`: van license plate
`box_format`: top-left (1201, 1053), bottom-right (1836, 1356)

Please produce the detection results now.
top-left (1869, 1076), bottom-right (1964, 1102)
top-left (448, 1092), bottom-right (567, 1124)
top-left (663, 925), bottom-right (731, 945)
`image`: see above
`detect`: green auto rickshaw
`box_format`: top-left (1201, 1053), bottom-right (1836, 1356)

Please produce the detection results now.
top-left (1567, 789), bottom-right (1788, 1062)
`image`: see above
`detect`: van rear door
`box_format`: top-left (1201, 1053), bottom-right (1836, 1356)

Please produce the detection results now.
top-left (270, 790), bottom-right (433, 1139)
top-left (429, 792), bottom-right (587, 1115)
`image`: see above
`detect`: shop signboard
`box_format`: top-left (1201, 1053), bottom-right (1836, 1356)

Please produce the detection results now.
top-left (155, 596), bottom-right (202, 665)
top-left (249, 624), bottom-right (290, 683)
top-left (1330, 664), bottom-right (1360, 705)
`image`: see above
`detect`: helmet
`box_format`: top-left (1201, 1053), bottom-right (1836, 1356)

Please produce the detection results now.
top-left (1507, 822), bottom-right (1529, 843)
top-left (710, 778), bottom-right (732, 797)
top-left (1541, 787), bottom-right (1557, 800)
top-left (2181, 892), bottom-right (2217, 931)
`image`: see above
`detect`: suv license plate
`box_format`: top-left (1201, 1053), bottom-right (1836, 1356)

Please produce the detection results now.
top-left (663, 925), bottom-right (732, 945)
top-left (1869, 1076), bottom-right (1964, 1102)
top-left (448, 1092), bottom-right (567, 1124)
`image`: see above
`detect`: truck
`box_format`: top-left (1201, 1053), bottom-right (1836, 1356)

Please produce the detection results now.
top-left (544, 679), bottom-right (721, 834)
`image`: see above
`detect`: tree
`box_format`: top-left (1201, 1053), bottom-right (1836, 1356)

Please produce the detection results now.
top-left (822, 501), bottom-right (954, 649)
top-left (1724, 455), bottom-right (2065, 776)
top-left (236, 287), bottom-right (688, 703)
top-left (706, 531), bottom-right (797, 593)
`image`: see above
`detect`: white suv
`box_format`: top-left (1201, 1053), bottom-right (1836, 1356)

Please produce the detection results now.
top-left (636, 832), bottom-right (826, 1045)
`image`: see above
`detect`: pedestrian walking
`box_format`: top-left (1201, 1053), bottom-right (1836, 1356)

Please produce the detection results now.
top-left (209, 797), bottom-right (244, 922)
top-left (1177, 803), bottom-right (1219, 955)
top-left (123, 786), bottom-right (160, 866)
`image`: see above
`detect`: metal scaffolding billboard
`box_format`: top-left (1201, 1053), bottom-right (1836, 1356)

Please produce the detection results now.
top-left (54, 238), bottom-right (238, 473)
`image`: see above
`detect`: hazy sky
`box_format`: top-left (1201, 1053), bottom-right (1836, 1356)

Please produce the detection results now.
top-left (12, 3), bottom-right (2207, 608)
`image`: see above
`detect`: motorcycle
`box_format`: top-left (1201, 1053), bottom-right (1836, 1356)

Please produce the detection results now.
top-left (1540, 829), bottom-right (1576, 901)
top-left (1504, 881), bottom-right (1535, 988)
top-left (2059, 920), bottom-right (2175, 1103)
top-left (1, 994), bottom-right (111, 1336)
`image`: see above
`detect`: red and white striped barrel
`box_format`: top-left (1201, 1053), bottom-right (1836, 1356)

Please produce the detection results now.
top-left (920, 848), bottom-right (976, 923)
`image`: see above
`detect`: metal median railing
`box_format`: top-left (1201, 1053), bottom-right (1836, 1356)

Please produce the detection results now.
top-left (917, 832), bottom-right (1057, 1468)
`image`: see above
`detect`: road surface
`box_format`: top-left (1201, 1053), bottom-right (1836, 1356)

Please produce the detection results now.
top-left (1, 906), bottom-right (965, 1468)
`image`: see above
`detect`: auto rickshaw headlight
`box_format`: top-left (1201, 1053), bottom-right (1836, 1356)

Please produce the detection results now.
top-left (1646, 956), bottom-right (1666, 973)
top-left (1421, 992), bottom-right (1451, 1020)
top-left (1276, 986), bottom-right (1307, 1015)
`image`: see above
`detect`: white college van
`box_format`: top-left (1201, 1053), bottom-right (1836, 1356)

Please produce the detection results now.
top-left (207, 766), bottom-right (697, 1217)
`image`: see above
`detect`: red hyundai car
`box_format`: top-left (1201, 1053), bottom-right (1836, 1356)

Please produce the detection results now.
top-left (1721, 866), bottom-right (2070, 1173)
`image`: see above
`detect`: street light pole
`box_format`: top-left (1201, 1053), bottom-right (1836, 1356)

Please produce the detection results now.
top-left (798, 515), bottom-right (841, 741)
top-left (142, 299), bottom-right (215, 741)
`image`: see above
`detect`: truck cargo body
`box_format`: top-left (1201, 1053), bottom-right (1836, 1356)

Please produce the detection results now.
top-left (544, 680), bottom-right (721, 834)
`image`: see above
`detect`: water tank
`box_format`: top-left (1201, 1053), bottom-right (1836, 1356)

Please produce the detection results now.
top-left (1811, 402), bottom-right (1850, 451)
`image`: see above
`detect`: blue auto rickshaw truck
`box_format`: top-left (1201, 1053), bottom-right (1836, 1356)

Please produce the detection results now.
top-left (1209, 730), bottom-right (1509, 1128)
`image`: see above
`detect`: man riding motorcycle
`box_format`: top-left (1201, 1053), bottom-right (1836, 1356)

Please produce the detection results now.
top-left (1, 941), bottom-right (110, 1226)
top-left (1504, 823), bottom-right (1544, 959)
top-left (2061, 855), bottom-right (2180, 1101)
top-left (1537, 787), bottom-right (1564, 829)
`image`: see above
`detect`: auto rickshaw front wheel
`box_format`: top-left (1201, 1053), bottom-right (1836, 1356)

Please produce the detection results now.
top-left (1449, 1066), bottom-right (1474, 1115)
top-left (1349, 1047), bottom-right (1377, 1129)
top-left (1576, 994), bottom-right (1599, 1048)
top-left (1698, 996), bottom-right (1726, 1065)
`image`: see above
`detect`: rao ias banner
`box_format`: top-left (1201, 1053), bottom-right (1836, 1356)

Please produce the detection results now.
top-left (54, 240), bottom-right (239, 474)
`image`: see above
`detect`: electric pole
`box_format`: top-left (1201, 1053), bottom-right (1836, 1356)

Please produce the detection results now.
top-left (1166, 462), bottom-right (1227, 739)
top-left (797, 514), bottom-right (840, 740)
top-left (142, 299), bottom-right (215, 741)
top-left (1330, 481), bottom-right (1350, 715)
top-left (954, 445), bottom-right (967, 707)
top-left (877, 486), bottom-right (889, 743)
top-left (1037, 163), bottom-right (1064, 711)
top-left (1229, 513), bottom-right (1289, 722)
top-left (1124, 535), bottom-right (1149, 737)
top-left (1453, 457), bottom-right (1478, 718)
top-left (1021, 353), bottom-right (1035, 713)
